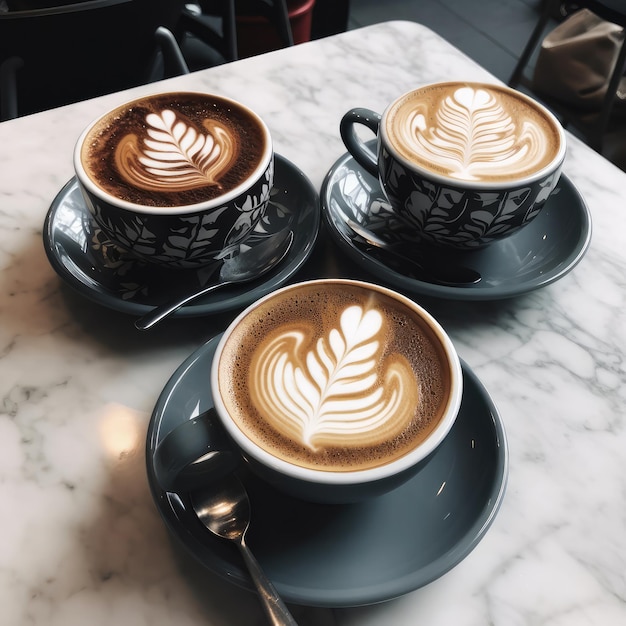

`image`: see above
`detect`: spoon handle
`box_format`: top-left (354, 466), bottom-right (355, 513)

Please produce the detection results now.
top-left (238, 537), bottom-right (298, 626)
top-left (134, 279), bottom-right (233, 330)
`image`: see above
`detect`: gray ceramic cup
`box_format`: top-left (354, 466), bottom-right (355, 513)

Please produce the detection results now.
top-left (155, 279), bottom-right (463, 503)
top-left (207, 278), bottom-right (463, 503)
top-left (340, 82), bottom-right (566, 249)
top-left (74, 91), bottom-right (274, 269)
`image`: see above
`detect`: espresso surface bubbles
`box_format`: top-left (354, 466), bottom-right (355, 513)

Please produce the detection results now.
top-left (217, 282), bottom-right (451, 472)
top-left (81, 92), bottom-right (266, 207)
top-left (384, 82), bottom-right (561, 183)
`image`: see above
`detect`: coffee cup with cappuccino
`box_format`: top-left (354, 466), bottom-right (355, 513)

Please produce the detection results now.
top-left (340, 81), bottom-right (566, 248)
top-left (155, 279), bottom-right (463, 503)
top-left (74, 91), bottom-right (273, 268)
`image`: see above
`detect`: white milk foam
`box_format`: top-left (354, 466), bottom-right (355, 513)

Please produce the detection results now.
top-left (218, 283), bottom-right (449, 472)
top-left (387, 84), bottom-right (559, 182)
top-left (116, 109), bottom-right (237, 193)
top-left (249, 305), bottom-right (416, 451)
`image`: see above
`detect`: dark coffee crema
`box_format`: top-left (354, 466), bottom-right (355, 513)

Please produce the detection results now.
top-left (80, 92), bottom-right (267, 207)
top-left (217, 282), bottom-right (451, 472)
top-left (384, 82), bottom-right (562, 183)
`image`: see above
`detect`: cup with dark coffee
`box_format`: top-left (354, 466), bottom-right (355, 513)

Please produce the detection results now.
top-left (155, 279), bottom-right (463, 503)
top-left (340, 81), bottom-right (566, 249)
top-left (73, 91), bottom-right (273, 268)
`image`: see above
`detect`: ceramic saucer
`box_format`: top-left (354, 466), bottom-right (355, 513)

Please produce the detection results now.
top-left (146, 335), bottom-right (508, 608)
top-left (321, 143), bottom-right (592, 300)
top-left (43, 154), bottom-right (319, 317)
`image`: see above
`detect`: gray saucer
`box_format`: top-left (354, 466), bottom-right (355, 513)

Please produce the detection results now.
top-left (43, 154), bottom-right (319, 317)
top-left (322, 144), bottom-right (592, 300)
top-left (146, 335), bottom-right (508, 608)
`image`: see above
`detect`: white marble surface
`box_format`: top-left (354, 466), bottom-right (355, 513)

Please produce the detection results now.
top-left (0, 20), bottom-right (625, 626)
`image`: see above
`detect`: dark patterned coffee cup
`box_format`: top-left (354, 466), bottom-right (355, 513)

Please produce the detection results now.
top-left (340, 82), bottom-right (566, 249)
top-left (74, 91), bottom-right (273, 268)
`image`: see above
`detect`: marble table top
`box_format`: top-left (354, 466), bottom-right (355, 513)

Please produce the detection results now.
top-left (0, 20), bottom-right (625, 626)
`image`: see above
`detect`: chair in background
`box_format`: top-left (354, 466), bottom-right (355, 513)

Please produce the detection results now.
top-left (0, 0), bottom-right (228, 121)
top-left (176, 0), bottom-right (238, 71)
top-left (509, 0), bottom-right (626, 155)
top-left (0, 0), bottom-right (304, 121)
top-left (185, 0), bottom-right (296, 63)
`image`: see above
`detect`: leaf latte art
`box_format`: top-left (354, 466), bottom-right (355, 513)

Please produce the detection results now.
top-left (249, 305), bottom-right (418, 451)
top-left (388, 84), bottom-right (558, 182)
top-left (115, 109), bottom-right (237, 193)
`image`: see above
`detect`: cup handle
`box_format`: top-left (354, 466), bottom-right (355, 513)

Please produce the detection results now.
top-left (153, 408), bottom-right (240, 493)
top-left (339, 108), bottom-right (382, 178)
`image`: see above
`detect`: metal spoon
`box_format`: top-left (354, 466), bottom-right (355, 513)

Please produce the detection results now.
top-left (135, 230), bottom-right (294, 330)
top-left (342, 217), bottom-right (482, 287)
top-left (191, 474), bottom-right (298, 626)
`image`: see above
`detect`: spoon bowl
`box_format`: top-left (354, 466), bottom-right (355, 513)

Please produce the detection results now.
top-left (191, 474), bottom-right (298, 625)
top-left (135, 229), bottom-right (294, 330)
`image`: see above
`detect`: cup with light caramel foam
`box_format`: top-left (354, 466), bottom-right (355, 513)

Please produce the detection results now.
top-left (208, 278), bottom-right (463, 503)
top-left (74, 91), bottom-right (273, 268)
top-left (340, 82), bottom-right (566, 249)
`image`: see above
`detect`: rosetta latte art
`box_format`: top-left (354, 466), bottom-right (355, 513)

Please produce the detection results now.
top-left (115, 109), bottom-right (237, 193)
top-left (402, 86), bottom-right (550, 181)
top-left (250, 305), bottom-right (418, 451)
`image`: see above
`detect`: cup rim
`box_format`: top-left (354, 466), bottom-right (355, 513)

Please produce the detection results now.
top-left (211, 278), bottom-right (464, 486)
top-left (379, 80), bottom-right (567, 189)
top-left (73, 90), bottom-right (273, 215)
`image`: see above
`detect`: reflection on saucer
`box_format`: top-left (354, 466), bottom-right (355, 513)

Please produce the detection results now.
top-left (322, 143), bottom-right (592, 300)
top-left (146, 335), bottom-right (508, 608)
top-left (43, 154), bottom-right (320, 317)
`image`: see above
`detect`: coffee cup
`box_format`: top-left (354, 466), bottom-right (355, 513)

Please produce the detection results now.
top-left (340, 81), bottom-right (566, 249)
top-left (155, 279), bottom-right (461, 504)
top-left (74, 91), bottom-right (274, 269)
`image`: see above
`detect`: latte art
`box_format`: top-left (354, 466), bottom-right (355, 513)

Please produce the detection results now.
top-left (250, 305), bottom-right (418, 451)
top-left (386, 83), bottom-right (561, 182)
top-left (81, 92), bottom-right (267, 207)
top-left (115, 109), bottom-right (237, 193)
top-left (217, 282), bottom-right (450, 472)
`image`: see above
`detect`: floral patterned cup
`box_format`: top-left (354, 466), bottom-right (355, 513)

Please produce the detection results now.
top-left (340, 82), bottom-right (566, 249)
top-left (74, 91), bottom-right (273, 268)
